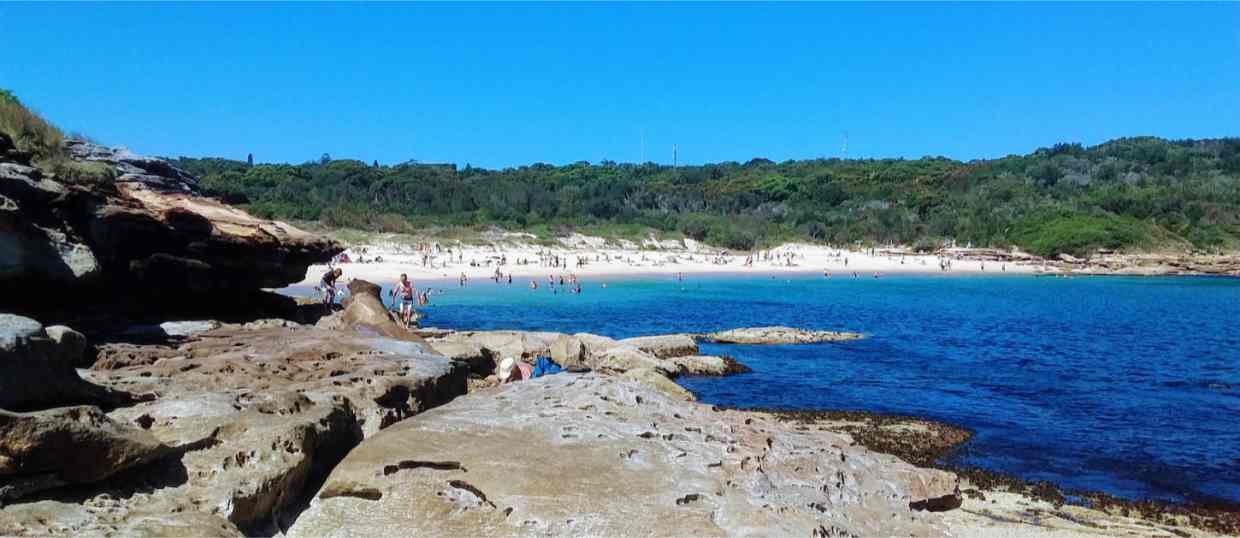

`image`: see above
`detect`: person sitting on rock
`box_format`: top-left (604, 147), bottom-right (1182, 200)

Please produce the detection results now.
top-left (391, 273), bottom-right (416, 327)
top-left (320, 267), bottom-right (343, 310)
top-left (497, 357), bottom-right (532, 383)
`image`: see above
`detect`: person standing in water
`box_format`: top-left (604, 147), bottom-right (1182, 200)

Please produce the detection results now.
top-left (320, 267), bottom-right (343, 311)
top-left (392, 273), bottom-right (416, 328)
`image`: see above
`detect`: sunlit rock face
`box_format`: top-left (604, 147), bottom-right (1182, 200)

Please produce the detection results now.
top-left (287, 373), bottom-right (960, 538)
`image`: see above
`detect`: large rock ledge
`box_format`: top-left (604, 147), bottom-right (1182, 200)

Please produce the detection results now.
top-left (287, 374), bottom-right (960, 537)
top-left (0, 138), bottom-right (340, 317)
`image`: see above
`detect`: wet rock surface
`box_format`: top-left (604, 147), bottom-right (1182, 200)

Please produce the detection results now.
top-left (287, 374), bottom-right (960, 537)
top-left (772, 408), bottom-right (1240, 537)
top-left (764, 409), bottom-right (974, 468)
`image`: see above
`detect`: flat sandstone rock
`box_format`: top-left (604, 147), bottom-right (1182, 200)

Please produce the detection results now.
top-left (287, 374), bottom-right (959, 537)
top-left (618, 334), bottom-right (700, 358)
top-left (701, 326), bottom-right (864, 344)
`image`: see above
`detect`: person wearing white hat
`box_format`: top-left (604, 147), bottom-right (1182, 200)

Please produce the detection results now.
top-left (498, 357), bottom-right (532, 383)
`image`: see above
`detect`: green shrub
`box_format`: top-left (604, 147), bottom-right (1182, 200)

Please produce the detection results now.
top-left (0, 90), bottom-right (64, 161)
top-left (49, 160), bottom-right (115, 184)
top-left (1012, 213), bottom-right (1160, 257)
top-left (0, 89), bottom-right (19, 106)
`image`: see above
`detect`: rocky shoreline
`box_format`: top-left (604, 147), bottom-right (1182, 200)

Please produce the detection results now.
top-left (760, 408), bottom-right (1240, 537)
top-left (6, 303), bottom-right (1235, 536)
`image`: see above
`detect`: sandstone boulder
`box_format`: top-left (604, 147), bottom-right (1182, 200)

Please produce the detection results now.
top-left (1, 325), bottom-right (469, 535)
top-left (548, 334), bottom-right (588, 370)
top-left (287, 374), bottom-right (959, 537)
top-left (429, 330), bottom-right (561, 361)
top-left (106, 326), bottom-right (466, 438)
top-left (588, 345), bottom-right (678, 376)
top-left (428, 341), bottom-right (494, 375)
top-left (702, 326), bottom-right (864, 345)
top-left (0, 314), bottom-right (143, 411)
top-left (669, 355), bottom-right (752, 376)
top-left (339, 280), bottom-right (421, 341)
top-left (0, 405), bottom-right (172, 503)
top-left (572, 332), bottom-right (626, 357)
top-left (619, 334), bottom-right (699, 358)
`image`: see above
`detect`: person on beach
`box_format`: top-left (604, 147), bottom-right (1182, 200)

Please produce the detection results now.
top-left (392, 273), bottom-right (416, 327)
top-left (320, 267), bottom-right (343, 310)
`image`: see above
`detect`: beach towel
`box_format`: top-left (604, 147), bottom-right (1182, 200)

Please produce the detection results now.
top-left (531, 356), bottom-right (562, 378)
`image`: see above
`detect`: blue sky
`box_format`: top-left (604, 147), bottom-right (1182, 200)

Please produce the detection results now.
top-left (2, 2), bottom-right (1236, 168)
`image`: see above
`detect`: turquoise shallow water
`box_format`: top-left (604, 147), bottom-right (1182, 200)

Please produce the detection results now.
top-left (289, 273), bottom-right (1240, 504)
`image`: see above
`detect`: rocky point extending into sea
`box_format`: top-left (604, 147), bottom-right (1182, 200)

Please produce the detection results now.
top-left (2, 137), bottom-right (1234, 537)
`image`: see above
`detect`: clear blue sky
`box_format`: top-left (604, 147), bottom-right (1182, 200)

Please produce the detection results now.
top-left (2, 2), bottom-right (1237, 169)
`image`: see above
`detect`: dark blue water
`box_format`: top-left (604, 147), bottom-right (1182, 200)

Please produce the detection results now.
top-left (295, 274), bottom-right (1240, 504)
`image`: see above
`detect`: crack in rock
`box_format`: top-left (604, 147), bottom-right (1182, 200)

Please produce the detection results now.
top-left (382, 460), bottom-right (465, 476)
top-left (447, 479), bottom-right (496, 509)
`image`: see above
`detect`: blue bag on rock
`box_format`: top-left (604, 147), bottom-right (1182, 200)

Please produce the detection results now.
top-left (531, 356), bottom-right (563, 378)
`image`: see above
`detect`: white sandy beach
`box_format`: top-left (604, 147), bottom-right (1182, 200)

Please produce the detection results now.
top-left (296, 233), bottom-right (1054, 287)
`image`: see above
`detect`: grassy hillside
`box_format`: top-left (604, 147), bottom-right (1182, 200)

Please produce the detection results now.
top-left (0, 88), bottom-right (63, 161)
top-left (0, 89), bottom-right (113, 182)
top-left (174, 139), bottom-right (1240, 257)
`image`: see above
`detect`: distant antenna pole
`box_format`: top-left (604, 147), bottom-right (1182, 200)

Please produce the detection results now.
top-left (842, 131), bottom-right (849, 158)
top-left (673, 144), bottom-right (678, 168)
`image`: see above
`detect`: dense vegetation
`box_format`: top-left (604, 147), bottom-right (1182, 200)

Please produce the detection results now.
top-left (6, 88), bottom-right (1237, 257)
top-left (173, 139), bottom-right (1240, 257)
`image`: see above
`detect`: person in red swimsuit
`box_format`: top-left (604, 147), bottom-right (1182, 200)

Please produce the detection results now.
top-left (391, 273), bottom-right (415, 327)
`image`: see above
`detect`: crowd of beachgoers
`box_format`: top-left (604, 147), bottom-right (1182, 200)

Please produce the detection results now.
top-left (298, 235), bottom-right (1049, 298)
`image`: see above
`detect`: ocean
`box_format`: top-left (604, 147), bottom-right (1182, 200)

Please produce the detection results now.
top-left (294, 273), bottom-right (1240, 504)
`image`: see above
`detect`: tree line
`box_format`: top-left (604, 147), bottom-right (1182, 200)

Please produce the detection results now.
top-left (172, 136), bottom-right (1240, 257)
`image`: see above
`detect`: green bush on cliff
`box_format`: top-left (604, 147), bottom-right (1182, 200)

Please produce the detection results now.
top-left (0, 89), bottom-right (19, 106)
top-left (0, 88), bottom-right (64, 161)
top-left (0, 89), bottom-right (115, 184)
